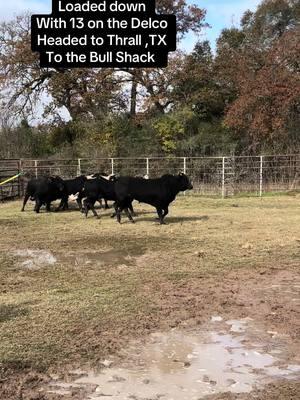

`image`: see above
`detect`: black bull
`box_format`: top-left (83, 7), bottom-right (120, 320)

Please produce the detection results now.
top-left (114, 173), bottom-right (193, 224)
top-left (81, 176), bottom-right (135, 219)
top-left (21, 176), bottom-right (67, 213)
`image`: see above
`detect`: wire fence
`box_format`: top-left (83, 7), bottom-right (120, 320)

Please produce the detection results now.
top-left (0, 155), bottom-right (299, 201)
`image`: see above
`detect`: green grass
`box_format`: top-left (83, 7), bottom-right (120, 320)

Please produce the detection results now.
top-left (0, 196), bottom-right (299, 373)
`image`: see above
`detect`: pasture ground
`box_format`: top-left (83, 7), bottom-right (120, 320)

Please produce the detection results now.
top-left (0, 195), bottom-right (299, 399)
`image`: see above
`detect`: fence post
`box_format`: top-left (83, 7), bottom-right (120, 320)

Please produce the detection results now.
top-left (259, 155), bottom-right (263, 197)
top-left (222, 157), bottom-right (225, 199)
top-left (34, 160), bottom-right (38, 178)
top-left (146, 158), bottom-right (149, 177)
top-left (111, 158), bottom-right (114, 175)
top-left (77, 158), bottom-right (81, 176)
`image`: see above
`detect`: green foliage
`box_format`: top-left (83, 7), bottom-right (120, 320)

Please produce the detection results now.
top-left (0, 120), bottom-right (52, 159)
top-left (153, 109), bottom-right (196, 153)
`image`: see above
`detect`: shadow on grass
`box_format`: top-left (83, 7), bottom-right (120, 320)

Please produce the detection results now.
top-left (0, 304), bottom-right (30, 323)
top-left (119, 215), bottom-right (210, 224)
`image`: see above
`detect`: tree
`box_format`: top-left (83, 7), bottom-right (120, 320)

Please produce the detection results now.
top-left (173, 41), bottom-right (225, 120)
top-left (0, 15), bottom-right (124, 121)
top-left (214, 0), bottom-right (300, 151)
top-left (225, 28), bottom-right (300, 151)
top-left (124, 0), bottom-right (208, 115)
top-left (0, 1), bottom-right (208, 119)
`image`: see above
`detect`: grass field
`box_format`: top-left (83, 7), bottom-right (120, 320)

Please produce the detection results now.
top-left (0, 196), bottom-right (299, 399)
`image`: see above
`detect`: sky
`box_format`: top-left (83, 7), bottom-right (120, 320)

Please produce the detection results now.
top-left (1, 0), bottom-right (261, 51)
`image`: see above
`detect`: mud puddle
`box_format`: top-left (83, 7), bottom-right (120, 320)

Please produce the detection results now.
top-left (44, 318), bottom-right (300, 399)
top-left (60, 247), bottom-right (146, 268)
top-left (12, 249), bottom-right (57, 270)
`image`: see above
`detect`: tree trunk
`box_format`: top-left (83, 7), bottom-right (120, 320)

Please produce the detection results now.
top-left (130, 79), bottom-right (137, 117)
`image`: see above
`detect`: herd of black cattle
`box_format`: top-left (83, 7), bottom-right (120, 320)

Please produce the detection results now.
top-left (21, 173), bottom-right (193, 224)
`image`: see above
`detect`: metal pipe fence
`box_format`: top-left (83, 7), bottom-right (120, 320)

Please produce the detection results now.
top-left (0, 155), bottom-right (299, 201)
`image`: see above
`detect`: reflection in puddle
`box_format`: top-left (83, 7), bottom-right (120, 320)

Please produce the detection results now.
top-left (226, 318), bottom-right (250, 333)
top-left (46, 321), bottom-right (300, 400)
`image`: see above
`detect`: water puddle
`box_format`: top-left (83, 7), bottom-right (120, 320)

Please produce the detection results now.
top-left (61, 247), bottom-right (145, 268)
top-left (13, 246), bottom-right (147, 270)
top-left (13, 249), bottom-right (57, 270)
top-left (45, 319), bottom-right (300, 399)
top-left (226, 318), bottom-right (250, 333)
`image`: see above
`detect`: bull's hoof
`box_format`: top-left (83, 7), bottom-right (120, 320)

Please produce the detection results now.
top-left (21, 209), bottom-right (24, 212)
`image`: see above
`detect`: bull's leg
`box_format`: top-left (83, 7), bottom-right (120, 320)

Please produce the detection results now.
top-left (124, 208), bottom-right (135, 223)
top-left (77, 193), bottom-right (83, 211)
top-left (55, 198), bottom-right (66, 212)
top-left (46, 202), bottom-right (51, 212)
top-left (111, 202), bottom-right (117, 218)
top-left (90, 202), bottom-right (100, 219)
top-left (84, 199), bottom-right (99, 219)
top-left (163, 207), bottom-right (169, 218)
top-left (129, 203), bottom-right (136, 217)
top-left (21, 193), bottom-right (30, 212)
top-left (98, 199), bottom-right (103, 208)
top-left (61, 196), bottom-right (69, 211)
top-left (34, 198), bottom-right (42, 214)
top-left (83, 199), bottom-right (90, 217)
top-left (104, 199), bottom-right (109, 209)
top-left (116, 205), bottom-right (122, 224)
top-left (156, 207), bottom-right (166, 225)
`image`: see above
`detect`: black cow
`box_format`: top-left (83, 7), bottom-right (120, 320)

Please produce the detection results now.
top-left (85, 173), bottom-right (113, 210)
top-left (81, 176), bottom-right (134, 219)
top-left (56, 175), bottom-right (87, 211)
top-left (53, 174), bottom-right (111, 212)
top-left (114, 173), bottom-right (193, 224)
top-left (21, 176), bottom-right (67, 213)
